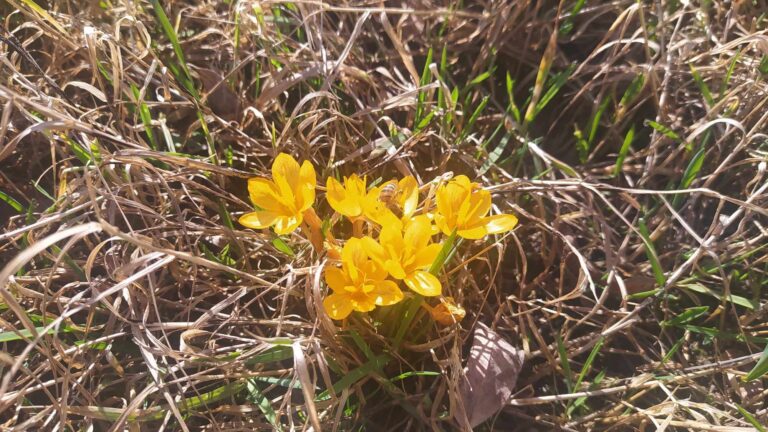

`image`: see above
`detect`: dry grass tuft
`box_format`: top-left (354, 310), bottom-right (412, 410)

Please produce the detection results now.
top-left (0, 1), bottom-right (767, 430)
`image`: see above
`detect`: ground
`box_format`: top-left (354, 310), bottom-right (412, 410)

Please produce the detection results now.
top-left (0, 1), bottom-right (767, 431)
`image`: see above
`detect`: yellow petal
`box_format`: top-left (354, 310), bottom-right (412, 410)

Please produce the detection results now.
top-left (433, 213), bottom-right (453, 236)
top-left (370, 281), bottom-right (403, 306)
top-left (323, 293), bottom-right (354, 320)
top-left (484, 213), bottom-right (518, 235)
top-left (404, 215), bottom-right (432, 248)
top-left (344, 174), bottom-right (367, 200)
top-left (298, 160), bottom-right (316, 211)
top-left (379, 224), bottom-right (404, 259)
top-left (339, 200), bottom-right (363, 217)
top-left (239, 210), bottom-right (279, 229)
top-left (349, 293), bottom-right (376, 312)
top-left (342, 238), bottom-right (368, 269)
top-left (326, 176), bottom-right (347, 210)
top-left (404, 271), bottom-right (442, 296)
top-left (436, 179), bottom-right (468, 229)
top-left (325, 267), bottom-right (348, 292)
top-left (366, 203), bottom-right (402, 229)
top-left (361, 236), bottom-right (387, 266)
top-left (412, 243), bottom-right (442, 269)
top-left (398, 176), bottom-right (419, 218)
top-left (456, 224), bottom-right (488, 240)
top-left (247, 178), bottom-right (285, 211)
top-left (386, 259), bottom-right (407, 280)
top-left (458, 189), bottom-right (491, 227)
top-left (272, 215), bottom-right (302, 235)
top-left (272, 153), bottom-right (300, 203)
top-left (453, 175), bottom-right (472, 188)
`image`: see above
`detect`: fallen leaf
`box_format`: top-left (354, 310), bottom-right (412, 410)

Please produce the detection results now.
top-left (456, 322), bottom-right (525, 428)
top-left (429, 297), bottom-right (466, 325)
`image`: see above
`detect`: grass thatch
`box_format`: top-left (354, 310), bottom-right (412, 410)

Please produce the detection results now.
top-left (0, 0), bottom-right (767, 430)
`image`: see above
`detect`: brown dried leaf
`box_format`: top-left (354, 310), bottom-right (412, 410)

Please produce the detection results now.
top-left (456, 322), bottom-right (525, 428)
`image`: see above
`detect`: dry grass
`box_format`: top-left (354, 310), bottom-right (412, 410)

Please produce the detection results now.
top-left (0, 0), bottom-right (767, 430)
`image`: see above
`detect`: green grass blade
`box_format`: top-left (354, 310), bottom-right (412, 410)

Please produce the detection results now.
top-left (613, 124), bottom-right (635, 176)
top-left (744, 344), bottom-right (768, 382)
top-left (690, 64), bottom-right (714, 107)
top-left (0, 325), bottom-right (76, 343)
top-left (735, 404), bottom-right (766, 431)
top-left (661, 306), bottom-right (709, 327)
top-left (0, 190), bottom-right (23, 213)
top-left (556, 333), bottom-right (573, 392)
top-left (637, 217), bottom-right (666, 287)
top-left (150, 0), bottom-right (198, 99)
top-left (246, 379), bottom-right (282, 431)
top-left (316, 354), bottom-right (391, 401)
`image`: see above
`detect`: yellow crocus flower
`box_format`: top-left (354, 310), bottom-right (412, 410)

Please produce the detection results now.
top-left (239, 153), bottom-right (316, 235)
top-left (433, 175), bottom-right (518, 239)
top-left (325, 174), bottom-right (370, 219)
top-left (323, 238), bottom-right (404, 320)
top-left (363, 215), bottom-right (443, 296)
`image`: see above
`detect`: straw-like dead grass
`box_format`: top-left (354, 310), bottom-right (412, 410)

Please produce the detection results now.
top-left (0, 1), bottom-right (767, 430)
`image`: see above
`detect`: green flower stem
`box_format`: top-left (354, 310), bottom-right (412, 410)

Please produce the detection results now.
top-left (393, 231), bottom-right (458, 349)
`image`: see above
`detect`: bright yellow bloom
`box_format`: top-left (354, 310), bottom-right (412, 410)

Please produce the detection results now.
top-left (363, 215), bottom-right (442, 296)
top-left (433, 175), bottom-right (518, 239)
top-left (239, 153), bottom-right (316, 235)
top-left (323, 238), bottom-right (404, 320)
top-left (326, 174), bottom-right (371, 219)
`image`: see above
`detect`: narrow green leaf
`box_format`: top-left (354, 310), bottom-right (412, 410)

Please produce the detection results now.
top-left (616, 74), bottom-right (646, 117)
top-left (613, 125), bottom-right (636, 176)
top-left (556, 333), bottom-right (573, 392)
top-left (534, 64), bottom-right (575, 118)
top-left (389, 371), bottom-right (440, 382)
top-left (745, 344), bottom-right (768, 382)
top-left (637, 217), bottom-right (666, 286)
top-left (735, 404), bottom-right (766, 431)
top-left (660, 337), bottom-right (685, 366)
top-left (0, 190), bottom-right (23, 213)
top-left (661, 306), bottom-right (709, 327)
top-left (272, 237), bottom-right (295, 256)
top-left (469, 69), bottom-right (493, 86)
top-left (316, 354), bottom-right (391, 401)
top-left (150, 0), bottom-right (198, 98)
top-left (690, 64), bottom-right (714, 107)
top-left (244, 345), bottom-right (294, 367)
top-left (646, 120), bottom-right (681, 142)
top-left (0, 325), bottom-right (76, 343)
top-left (588, 98), bottom-right (611, 145)
top-left (130, 83), bottom-right (157, 150)
top-left (679, 146), bottom-right (706, 190)
top-left (678, 283), bottom-right (756, 310)
top-left (246, 380), bottom-right (282, 431)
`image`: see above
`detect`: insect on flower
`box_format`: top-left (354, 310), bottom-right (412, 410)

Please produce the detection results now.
top-left (367, 176), bottom-right (419, 228)
top-left (377, 182), bottom-right (402, 217)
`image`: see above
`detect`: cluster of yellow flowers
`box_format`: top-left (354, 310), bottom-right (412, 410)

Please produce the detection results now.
top-left (239, 153), bottom-right (518, 321)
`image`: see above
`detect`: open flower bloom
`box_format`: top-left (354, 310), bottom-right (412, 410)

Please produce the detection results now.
top-left (239, 153), bottom-right (316, 235)
top-left (326, 174), bottom-right (370, 220)
top-left (365, 176), bottom-right (420, 228)
top-left (363, 215), bottom-right (442, 296)
top-left (433, 175), bottom-right (518, 239)
top-left (323, 238), bottom-right (404, 320)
